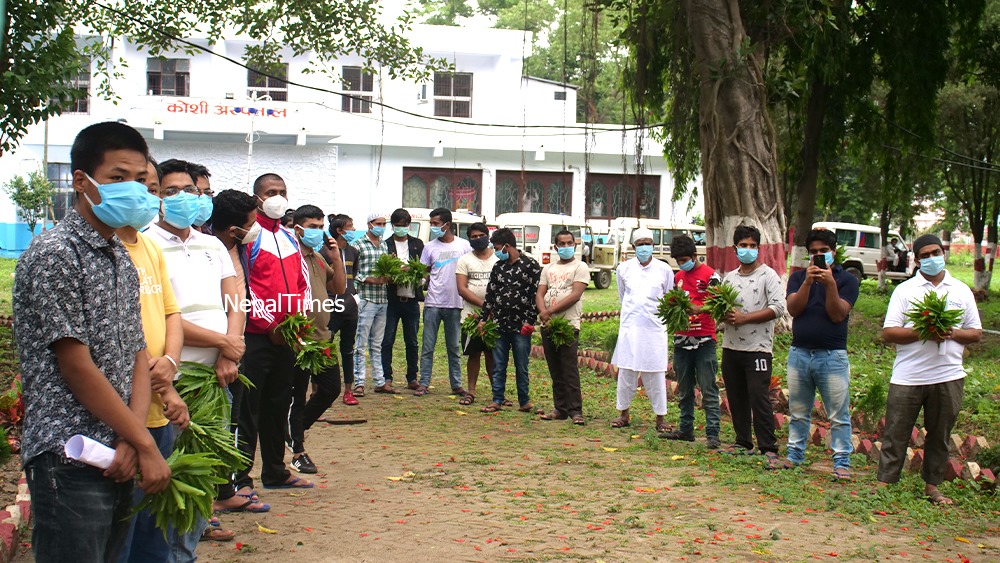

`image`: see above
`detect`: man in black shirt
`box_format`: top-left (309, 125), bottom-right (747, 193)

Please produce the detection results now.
top-left (325, 214), bottom-right (362, 405)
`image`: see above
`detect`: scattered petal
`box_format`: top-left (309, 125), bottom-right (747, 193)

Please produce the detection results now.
top-left (671, 455), bottom-right (685, 461)
top-left (602, 447), bottom-right (618, 452)
top-left (256, 522), bottom-right (277, 535)
top-left (955, 537), bottom-right (971, 544)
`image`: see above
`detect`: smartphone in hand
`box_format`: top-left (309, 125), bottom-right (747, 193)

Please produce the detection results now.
top-left (811, 254), bottom-right (828, 269)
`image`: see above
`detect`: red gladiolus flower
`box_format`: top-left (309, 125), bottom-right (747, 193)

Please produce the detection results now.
top-left (323, 348), bottom-right (332, 357)
top-left (921, 310), bottom-right (930, 316)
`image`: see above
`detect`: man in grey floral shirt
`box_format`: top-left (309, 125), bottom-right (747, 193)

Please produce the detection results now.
top-left (13, 122), bottom-right (170, 562)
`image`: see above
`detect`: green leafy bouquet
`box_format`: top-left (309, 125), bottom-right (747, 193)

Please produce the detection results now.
top-left (276, 312), bottom-right (338, 375)
top-left (703, 282), bottom-right (742, 324)
top-left (133, 450), bottom-right (228, 535)
top-left (461, 313), bottom-right (500, 349)
top-left (656, 288), bottom-right (692, 333)
top-left (371, 252), bottom-right (404, 280)
top-left (392, 258), bottom-right (429, 287)
top-left (904, 291), bottom-right (962, 354)
top-left (174, 362), bottom-right (251, 478)
top-left (544, 316), bottom-right (577, 346)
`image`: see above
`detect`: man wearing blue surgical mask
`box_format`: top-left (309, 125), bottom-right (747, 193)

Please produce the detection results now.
top-left (878, 234), bottom-right (982, 505)
top-left (351, 211), bottom-right (395, 395)
top-left (719, 225), bottom-right (786, 468)
top-left (326, 214), bottom-right (362, 405)
top-left (382, 208), bottom-right (424, 391)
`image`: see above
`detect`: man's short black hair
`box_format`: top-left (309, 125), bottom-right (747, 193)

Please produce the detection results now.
top-left (430, 207), bottom-right (452, 225)
top-left (490, 227), bottom-right (516, 248)
top-left (390, 208), bottom-right (412, 226)
top-left (467, 222), bottom-right (488, 237)
top-left (294, 204), bottom-right (325, 226)
top-left (733, 224), bottom-right (761, 246)
top-left (253, 173), bottom-right (284, 195)
top-left (805, 229), bottom-right (837, 250)
top-left (281, 209), bottom-right (295, 228)
top-left (159, 158), bottom-right (197, 185)
top-left (70, 121), bottom-right (149, 177)
top-left (211, 189), bottom-right (256, 232)
top-left (187, 162), bottom-right (211, 180)
top-left (670, 234), bottom-right (697, 259)
top-left (554, 229), bottom-right (574, 243)
top-left (329, 213), bottom-right (352, 237)
top-left (148, 156), bottom-right (163, 182)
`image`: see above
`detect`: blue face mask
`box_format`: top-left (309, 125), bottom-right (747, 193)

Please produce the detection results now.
top-left (430, 225), bottom-right (446, 239)
top-left (342, 229), bottom-right (366, 243)
top-left (736, 247), bottom-right (758, 265)
top-left (823, 251), bottom-right (834, 266)
top-left (193, 195), bottom-right (213, 227)
top-left (557, 246), bottom-right (576, 260)
top-left (393, 226), bottom-right (410, 238)
top-left (162, 192), bottom-right (202, 229)
top-left (634, 244), bottom-right (654, 262)
top-left (299, 227), bottom-right (326, 252)
top-left (134, 192), bottom-right (162, 229)
top-left (83, 175), bottom-right (153, 229)
top-left (679, 259), bottom-right (696, 272)
top-left (370, 225), bottom-right (385, 238)
top-left (919, 255), bottom-right (946, 277)
top-left (495, 245), bottom-right (510, 261)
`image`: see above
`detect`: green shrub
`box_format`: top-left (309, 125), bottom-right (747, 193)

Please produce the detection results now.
top-left (976, 445), bottom-right (1000, 473)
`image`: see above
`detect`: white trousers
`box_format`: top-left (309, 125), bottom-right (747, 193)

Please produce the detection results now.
top-left (616, 368), bottom-right (667, 416)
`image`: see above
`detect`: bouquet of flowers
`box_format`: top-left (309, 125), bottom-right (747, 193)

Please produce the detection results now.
top-left (544, 316), bottom-right (576, 346)
top-left (904, 291), bottom-right (962, 355)
top-left (656, 288), bottom-right (693, 333)
top-left (276, 313), bottom-right (338, 375)
top-left (461, 313), bottom-right (500, 349)
top-left (371, 253), bottom-right (404, 281)
top-left (133, 450), bottom-right (228, 536)
top-left (703, 282), bottom-right (742, 324)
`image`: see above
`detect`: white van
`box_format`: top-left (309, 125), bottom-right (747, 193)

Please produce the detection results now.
top-left (593, 217), bottom-right (707, 270)
top-left (495, 212), bottom-right (613, 289)
top-left (405, 208), bottom-right (492, 243)
top-left (812, 221), bottom-right (914, 281)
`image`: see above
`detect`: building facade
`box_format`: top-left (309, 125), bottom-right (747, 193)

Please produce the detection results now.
top-left (0, 25), bottom-right (679, 253)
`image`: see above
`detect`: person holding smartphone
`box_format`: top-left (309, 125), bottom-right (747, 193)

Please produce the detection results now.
top-left (782, 229), bottom-right (859, 478)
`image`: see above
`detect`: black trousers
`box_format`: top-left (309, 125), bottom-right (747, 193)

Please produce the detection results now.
top-left (218, 376), bottom-right (247, 501)
top-left (329, 314), bottom-right (358, 388)
top-left (236, 333), bottom-right (295, 489)
top-left (288, 364), bottom-right (342, 453)
top-left (878, 378), bottom-right (964, 485)
top-left (541, 329), bottom-right (583, 416)
top-left (721, 348), bottom-right (777, 454)
top-left (382, 299), bottom-right (420, 383)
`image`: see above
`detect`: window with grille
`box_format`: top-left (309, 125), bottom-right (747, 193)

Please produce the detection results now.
top-left (65, 60), bottom-right (91, 114)
top-left (46, 163), bottom-right (74, 222)
top-left (554, 91), bottom-right (567, 101)
top-left (341, 66), bottom-right (374, 113)
top-left (146, 58), bottom-right (190, 96)
top-left (494, 171), bottom-right (572, 215)
top-left (585, 173), bottom-right (661, 220)
top-left (248, 63), bottom-right (289, 101)
top-left (433, 72), bottom-right (472, 118)
top-left (401, 168), bottom-right (482, 213)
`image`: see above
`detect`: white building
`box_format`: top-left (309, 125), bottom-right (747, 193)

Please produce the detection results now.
top-left (0, 25), bottom-right (679, 253)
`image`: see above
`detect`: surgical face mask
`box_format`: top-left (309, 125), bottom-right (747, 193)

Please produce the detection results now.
top-left (193, 195), bottom-right (214, 227)
top-left (393, 225), bottom-right (410, 238)
top-left (133, 191), bottom-right (163, 229)
top-left (494, 245), bottom-right (510, 261)
top-left (162, 192), bottom-right (202, 229)
top-left (919, 255), bottom-right (946, 277)
top-left (236, 222), bottom-right (261, 245)
top-left (298, 227), bottom-right (326, 252)
top-left (258, 194), bottom-right (288, 220)
top-left (430, 225), bottom-right (446, 239)
top-left (343, 229), bottom-right (365, 244)
top-left (823, 251), bottom-right (834, 266)
top-left (679, 258), bottom-right (696, 272)
top-left (370, 225), bottom-right (385, 238)
top-left (634, 244), bottom-right (654, 262)
top-left (736, 247), bottom-right (758, 265)
top-left (470, 236), bottom-right (490, 251)
top-left (83, 175), bottom-right (153, 229)
top-left (557, 246), bottom-right (576, 260)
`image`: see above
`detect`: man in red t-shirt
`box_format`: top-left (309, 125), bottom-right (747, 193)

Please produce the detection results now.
top-left (660, 235), bottom-right (722, 449)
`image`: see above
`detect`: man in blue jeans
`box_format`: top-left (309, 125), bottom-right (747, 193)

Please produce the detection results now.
top-left (415, 208), bottom-right (472, 398)
top-left (479, 228), bottom-right (541, 413)
top-left (783, 228), bottom-right (859, 478)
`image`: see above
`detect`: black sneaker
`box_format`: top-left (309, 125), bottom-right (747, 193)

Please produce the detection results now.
top-left (706, 437), bottom-right (721, 450)
top-left (291, 453), bottom-right (318, 474)
top-left (658, 429), bottom-right (695, 441)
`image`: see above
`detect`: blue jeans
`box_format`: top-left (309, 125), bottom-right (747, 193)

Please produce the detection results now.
top-left (491, 332), bottom-right (531, 406)
top-left (673, 340), bottom-right (721, 438)
top-left (26, 452), bottom-right (133, 563)
top-left (119, 425), bottom-right (175, 562)
top-left (383, 299), bottom-right (421, 383)
top-left (354, 300), bottom-right (388, 387)
top-left (786, 347), bottom-right (853, 468)
top-left (419, 307), bottom-right (463, 390)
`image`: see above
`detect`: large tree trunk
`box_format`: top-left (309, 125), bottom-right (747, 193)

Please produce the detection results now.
top-left (789, 77), bottom-right (828, 272)
top-left (877, 204), bottom-right (890, 292)
top-left (684, 0), bottom-right (786, 274)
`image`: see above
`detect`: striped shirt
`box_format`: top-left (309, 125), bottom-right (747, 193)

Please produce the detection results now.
top-left (352, 234), bottom-right (388, 304)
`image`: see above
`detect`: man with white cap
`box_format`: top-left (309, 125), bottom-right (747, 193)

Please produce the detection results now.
top-left (610, 227), bottom-right (674, 432)
top-left (351, 211), bottom-right (396, 395)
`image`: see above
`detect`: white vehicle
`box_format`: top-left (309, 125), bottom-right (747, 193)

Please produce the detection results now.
top-left (812, 221), bottom-right (914, 281)
top-left (594, 217), bottom-right (707, 270)
top-left (495, 212), bottom-right (613, 289)
top-left (405, 208), bottom-right (492, 243)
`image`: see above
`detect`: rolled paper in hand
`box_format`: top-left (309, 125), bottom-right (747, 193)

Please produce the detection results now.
top-left (64, 435), bottom-right (117, 469)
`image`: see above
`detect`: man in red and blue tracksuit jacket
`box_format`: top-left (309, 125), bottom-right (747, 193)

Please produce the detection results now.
top-left (235, 173), bottom-right (314, 496)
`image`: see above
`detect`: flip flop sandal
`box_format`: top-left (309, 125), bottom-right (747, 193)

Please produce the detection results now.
top-left (263, 476), bottom-right (315, 490)
top-left (610, 416), bottom-right (630, 428)
top-left (926, 490), bottom-right (954, 505)
top-left (413, 386), bottom-right (430, 397)
top-left (214, 498), bottom-right (271, 514)
top-left (458, 393), bottom-right (475, 405)
top-left (764, 452), bottom-right (795, 470)
top-left (832, 467), bottom-right (851, 481)
top-left (539, 410), bottom-right (567, 420)
top-left (517, 402), bottom-right (535, 412)
top-left (200, 527), bottom-right (236, 542)
top-left (571, 414), bottom-right (586, 425)
top-left (352, 385), bottom-right (366, 397)
top-left (480, 402), bottom-right (503, 413)
top-left (501, 399), bottom-right (514, 407)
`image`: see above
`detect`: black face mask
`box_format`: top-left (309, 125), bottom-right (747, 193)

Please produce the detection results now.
top-left (470, 237), bottom-right (490, 251)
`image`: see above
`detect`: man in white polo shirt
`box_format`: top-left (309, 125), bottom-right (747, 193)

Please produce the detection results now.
top-left (878, 234), bottom-right (982, 505)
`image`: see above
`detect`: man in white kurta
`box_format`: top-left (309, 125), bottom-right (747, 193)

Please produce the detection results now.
top-left (611, 228), bottom-right (674, 432)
